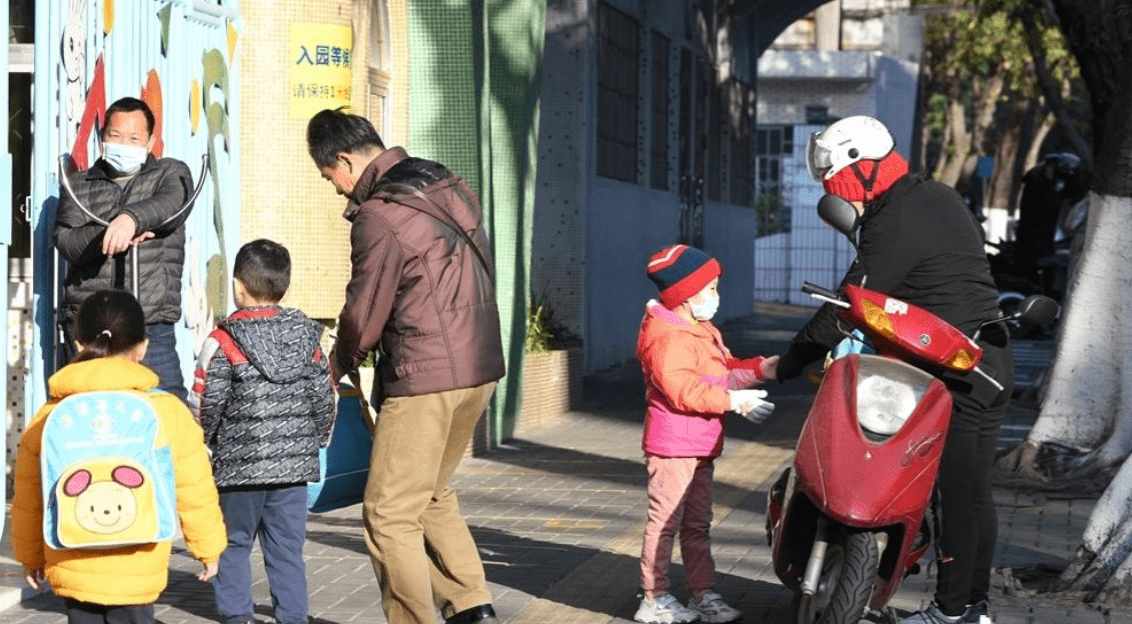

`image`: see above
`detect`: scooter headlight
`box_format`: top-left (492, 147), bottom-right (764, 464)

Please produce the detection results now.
top-left (855, 357), bottom-right (933, 437)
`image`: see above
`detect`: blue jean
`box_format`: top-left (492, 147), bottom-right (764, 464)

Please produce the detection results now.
top-left (141, 323), bottom-right (187, 403)
top-left (214, 484), bottom-right (309, 624)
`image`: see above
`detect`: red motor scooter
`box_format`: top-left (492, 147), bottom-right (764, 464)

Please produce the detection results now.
top-left (766, 196), bottom-right (1059, 624)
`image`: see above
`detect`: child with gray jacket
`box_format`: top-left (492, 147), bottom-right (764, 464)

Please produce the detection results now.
top-left (190, 238), bottom-right (335, 624)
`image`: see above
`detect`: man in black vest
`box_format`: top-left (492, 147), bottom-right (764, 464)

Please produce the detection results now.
top-left (54, 96), bottom-right (194, 401)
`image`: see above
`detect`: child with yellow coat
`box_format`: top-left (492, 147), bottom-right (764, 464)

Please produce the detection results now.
top-left (11, 290), bottom-right (226, 623)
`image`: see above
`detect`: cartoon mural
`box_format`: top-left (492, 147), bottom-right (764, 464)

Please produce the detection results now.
top-left (29, 0), bottom-right (243, 415)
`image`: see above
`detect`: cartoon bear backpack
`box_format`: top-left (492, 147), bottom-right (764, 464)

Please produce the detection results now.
top-left (40, 390), bottom-right (177, 549)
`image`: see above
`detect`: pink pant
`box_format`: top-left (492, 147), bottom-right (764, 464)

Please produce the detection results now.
top-left (639, 455), bottom-right (716, 598)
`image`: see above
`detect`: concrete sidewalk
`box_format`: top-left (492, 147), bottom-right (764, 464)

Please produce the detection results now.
top-left (4, 304), bottom-right (1131, 623)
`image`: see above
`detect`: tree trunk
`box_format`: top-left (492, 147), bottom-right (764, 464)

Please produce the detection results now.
top-left (1023, 111), bottom-right (1054, 176)
top-left (934, 88), bottom-right (967, 184)
top-left (996, 0), bottom-right (1132, 603)
top-left (1054, 451), bottom-right (1132, 600)
top-left (1001, 193), bottom-right (1132, 475)
top-left (986, 104), bottom-right (1024, 210)
top-left (939, 73), bottom-right (1002, 188)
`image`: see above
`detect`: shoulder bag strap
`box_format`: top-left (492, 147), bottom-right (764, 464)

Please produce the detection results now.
top-left (380, 188), bottom-right (493, 279)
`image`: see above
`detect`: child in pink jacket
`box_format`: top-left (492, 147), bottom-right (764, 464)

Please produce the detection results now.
top-left (634, 245), bottom-right (778, 624)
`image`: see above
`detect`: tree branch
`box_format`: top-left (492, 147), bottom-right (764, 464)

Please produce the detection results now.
top-left (1019, 10), bottom-right (1093, 168)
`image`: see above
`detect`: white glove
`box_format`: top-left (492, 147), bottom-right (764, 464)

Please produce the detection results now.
top-left (729, 389), bottom-right (775, 424)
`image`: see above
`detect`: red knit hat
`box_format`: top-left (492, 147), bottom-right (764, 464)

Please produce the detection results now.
top-left (646, 245), bottom-right (722, 308)
top-left (823, 150), bottom-right (910, 202)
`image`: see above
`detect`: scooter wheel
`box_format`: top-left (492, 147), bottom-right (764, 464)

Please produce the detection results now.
top-left (791, 531), bottom-right (879, 624)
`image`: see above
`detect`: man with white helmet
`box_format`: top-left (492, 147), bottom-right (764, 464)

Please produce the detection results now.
top-left (778, 116), bottom-right (1010, 624)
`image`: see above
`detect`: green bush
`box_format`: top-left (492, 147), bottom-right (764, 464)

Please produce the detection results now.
top-left (526, 304), bottom-right (556, 354)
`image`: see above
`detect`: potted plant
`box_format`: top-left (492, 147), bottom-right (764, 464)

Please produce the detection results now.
top-left (518, 301), bottom-right (582, 434)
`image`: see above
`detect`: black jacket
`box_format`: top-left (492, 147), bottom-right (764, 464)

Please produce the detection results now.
top-left (54, 155), bottom-right (193, 324)
top-left (191, 306), bottom-right (335, 488)
top-left (778, 176), bottom-right (1001, 381)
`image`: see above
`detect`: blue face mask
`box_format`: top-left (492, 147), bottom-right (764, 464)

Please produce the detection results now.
top-left (689, 292), bottom-right (719, 321)
top-left (102, 142), bottom-right (149, 175)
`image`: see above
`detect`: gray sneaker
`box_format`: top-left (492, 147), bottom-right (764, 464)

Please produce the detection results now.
top-left (963, 600), bottom-right (992, 624)
top-left (687, 590), bottom-right (741, 623)
top-left (898, 602), bottom-right (964, 624)
top-left (634, 592), bottom-right (701, 624)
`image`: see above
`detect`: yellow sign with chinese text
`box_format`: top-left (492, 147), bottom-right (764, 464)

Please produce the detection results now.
top-left (290, 24), bottom-right (354, 118)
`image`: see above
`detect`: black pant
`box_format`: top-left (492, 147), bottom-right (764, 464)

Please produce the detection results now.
top-left (64, 599), bottom-right (154, 624)
top-left (932, 334), bottom-right (1014, 616)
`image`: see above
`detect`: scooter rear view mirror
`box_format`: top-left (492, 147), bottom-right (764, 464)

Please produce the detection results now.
top-left (1014, 295), bottom-right (1060, 326)
top-left (817, 194), bottom-right (859, 244)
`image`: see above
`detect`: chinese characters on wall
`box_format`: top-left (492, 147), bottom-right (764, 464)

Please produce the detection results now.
top-left (290, 24), bottom-right (354, 118)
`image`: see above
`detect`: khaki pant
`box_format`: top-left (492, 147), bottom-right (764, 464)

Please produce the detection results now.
top-left (363, 382), bottom-right (496, 624)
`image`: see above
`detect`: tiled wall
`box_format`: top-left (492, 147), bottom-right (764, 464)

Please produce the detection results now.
top-left (5, 280), bottom-right (31, 495)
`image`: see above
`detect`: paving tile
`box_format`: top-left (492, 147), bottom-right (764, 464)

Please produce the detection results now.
top-left (0, 312), bottom-right (1116, 624)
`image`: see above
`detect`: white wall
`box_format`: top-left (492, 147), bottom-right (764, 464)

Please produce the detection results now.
top-left (586, 178), bottom-right (682, 373)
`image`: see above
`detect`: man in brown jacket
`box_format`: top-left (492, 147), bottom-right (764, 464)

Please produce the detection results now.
top-left (307, 109), bottom-right (505, 624)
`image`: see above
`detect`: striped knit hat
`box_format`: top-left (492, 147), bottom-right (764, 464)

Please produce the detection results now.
top-left (646, 245), bottom-right (722, 308)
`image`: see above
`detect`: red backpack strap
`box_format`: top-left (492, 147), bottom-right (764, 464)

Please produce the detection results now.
top-left (209, 327), bottom-right (248, 366)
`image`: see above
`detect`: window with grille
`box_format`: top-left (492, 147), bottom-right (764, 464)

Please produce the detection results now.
top-left (597, 2), bottom-right (640, 183)
top-left (705, 68), bottom-right (721, 202)
top-left (756, 125), bottom-right (794, 236)
top-left (729, 79), bottom-right (752, 206)
top-left (650, 31), bottom-right (670, 190)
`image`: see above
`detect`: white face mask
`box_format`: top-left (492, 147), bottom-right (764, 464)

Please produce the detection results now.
top-left (102, 142), bottom-right (149, 175)
top-left (689, 292), bottom-right (720, 321)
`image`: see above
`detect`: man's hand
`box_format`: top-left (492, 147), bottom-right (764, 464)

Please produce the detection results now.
top-left (101, 213), bottom-right (139, 256)
top-left (760, 356), bottom-right (780, 382)
top-left (131, 230), bottom-right (156, 245)
top-left (329, 348), bottom-right (345, 384)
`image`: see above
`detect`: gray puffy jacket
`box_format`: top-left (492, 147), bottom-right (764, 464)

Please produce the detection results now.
top-left (54, 155), bottom-right (193, 324)
top-left (191, 306), bottom-right (336, 488)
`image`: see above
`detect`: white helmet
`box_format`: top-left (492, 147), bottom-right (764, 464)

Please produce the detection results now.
top-left (806, 116), bottom-right (895, 181)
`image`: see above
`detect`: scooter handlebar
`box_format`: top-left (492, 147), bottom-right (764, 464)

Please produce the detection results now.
top-left (801, 281), bottom-right (850, 308)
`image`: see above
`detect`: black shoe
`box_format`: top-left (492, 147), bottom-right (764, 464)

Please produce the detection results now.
top-left (446, 604), bottom-right (497, 624)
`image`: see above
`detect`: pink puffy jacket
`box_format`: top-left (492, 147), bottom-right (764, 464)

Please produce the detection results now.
top-left (636, 301), bottom-right (765, 458)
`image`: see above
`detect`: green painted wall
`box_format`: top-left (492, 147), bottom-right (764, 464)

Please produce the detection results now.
top-left (408, 1), bottom-right (546, 443)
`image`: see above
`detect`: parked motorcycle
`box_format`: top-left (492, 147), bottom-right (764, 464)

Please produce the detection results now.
top-left (766, 195), bottom-right (1059, 624)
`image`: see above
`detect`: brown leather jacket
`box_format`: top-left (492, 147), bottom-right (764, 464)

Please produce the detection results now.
top-left (332, 147), bottom-right (505, 399)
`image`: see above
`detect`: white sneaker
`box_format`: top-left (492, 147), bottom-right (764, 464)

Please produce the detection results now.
top-left (634, 592), bottom-right (701, 624)
top-left (687, 590), bottom-right (741, 623)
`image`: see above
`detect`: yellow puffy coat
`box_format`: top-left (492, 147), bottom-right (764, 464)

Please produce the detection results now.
top-left (10, 358), bottom-right (226, 606)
